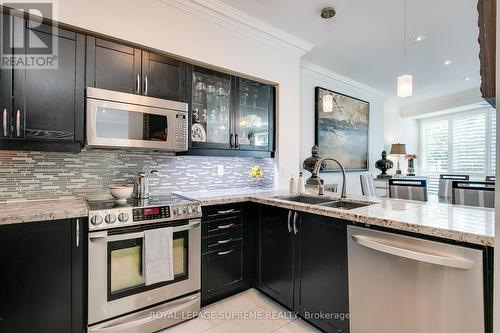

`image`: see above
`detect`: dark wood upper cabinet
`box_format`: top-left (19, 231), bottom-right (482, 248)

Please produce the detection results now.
top-left (14, 24), bottom-right (85, 142)
top-left (86, 37), bottom-right (186, 101)
top-left (142, 52), bottom-right (186, 101)
top-left (86, 37), bottom-right (142, 94)
top-left (478, 0), bottom-right (496, 106)
top-left (0, 12), bottom-right (85, 152)
top-left (0, 13), bottom-right (13, 139)
top-left (185, 65), bottom-right (275, 157)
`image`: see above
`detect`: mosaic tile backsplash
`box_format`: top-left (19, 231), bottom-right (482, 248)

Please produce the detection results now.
top-left (0, 149), bottom-right (275, 202)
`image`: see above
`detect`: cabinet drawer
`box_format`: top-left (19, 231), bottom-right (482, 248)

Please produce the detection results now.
top-left (202, 243), bottom-right (244, 295)
top-left (202, 227), bottom-right (242, 253)
top-left (203, 204), bottom-right (243, 221)
top-left (202, 216), bottom-right (241, 237)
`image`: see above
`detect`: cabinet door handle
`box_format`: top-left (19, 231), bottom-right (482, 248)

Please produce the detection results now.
top-left (75, 219), bottom-right (80, 248)
top-left (217, 223), bottom-right (234, 230)
top-left (15, 110), bottom-right (20, 137)
top-left (2, 109), bottom-right (7, 136)
top-left (235, 133), bottom-right (239, 148)
top-left (287, 210), bottom-right (293, 233)
top-left (293, 212), bottom-right (298, 234)
top-left (230, 133), bottom-right (234, 148)
top-left (217, 209), bottom-right (235, 214)
top-left (217, 238), bottom-right (234, 244)
top-left (218, 249), bottom-right (234, 256)
top-left (136, 74), bottom-right (140, 94)
top-left (144, 75), bottom-right (148, 96)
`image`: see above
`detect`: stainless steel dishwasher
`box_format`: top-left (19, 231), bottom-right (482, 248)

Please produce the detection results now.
top-left (347, 225), bottom-right (484, 333)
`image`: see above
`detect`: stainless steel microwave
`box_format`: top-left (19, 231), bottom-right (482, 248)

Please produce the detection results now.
top-left (86, 87), bottom-right (188, 151)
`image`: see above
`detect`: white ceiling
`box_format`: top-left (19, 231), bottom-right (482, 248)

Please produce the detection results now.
top-left (219, 0), bottom-right (481, 106)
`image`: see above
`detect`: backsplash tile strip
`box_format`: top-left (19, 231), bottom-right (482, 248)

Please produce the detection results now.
top-left (0, 149), bottom-right (275, 202)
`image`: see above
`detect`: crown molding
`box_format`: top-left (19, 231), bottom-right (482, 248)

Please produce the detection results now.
top-left (300, 61), bottom-right (389, 100)
top-left (158, 0), bottom-right (313, 58)
top-left (400, 88), bottom-right (485, 118)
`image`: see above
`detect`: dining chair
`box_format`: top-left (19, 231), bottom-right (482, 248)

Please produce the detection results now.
top-left (438, 174), bottom-right (470, 198)
top-left (359, 174), bottom-right (377, 196)
top-left (485, 176), bottom-right (496, 182)
top-left (389, 179), bottom-right (428, 202)
top-left (452, 181), bottom-right (495, 208)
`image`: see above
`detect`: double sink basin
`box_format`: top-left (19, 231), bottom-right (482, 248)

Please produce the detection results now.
top-left (273, 195), bottom-right (373, 210)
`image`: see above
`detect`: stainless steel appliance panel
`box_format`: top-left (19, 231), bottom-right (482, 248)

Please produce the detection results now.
top-left (86, 87), bottom-right (188, 151)
top-left (347, 225), bottom-right (484, 333)
top-left (88, 219), bottom-right (201, 325)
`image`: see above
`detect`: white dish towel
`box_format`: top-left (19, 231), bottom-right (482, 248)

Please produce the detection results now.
top-left (144, 227), bottom-right (174, 286)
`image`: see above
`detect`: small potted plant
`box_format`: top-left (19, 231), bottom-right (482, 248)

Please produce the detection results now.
top-left (404, 153), bottom-right (417, 176)
top-left (249, 165), bottom-right (264, 187)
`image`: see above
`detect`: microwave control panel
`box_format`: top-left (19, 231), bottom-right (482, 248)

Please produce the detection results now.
top-left (175, 114), bottom-right (187, 149)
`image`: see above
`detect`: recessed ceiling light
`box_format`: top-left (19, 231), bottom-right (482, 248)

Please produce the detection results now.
top-left (413, 35), bottom-right (426, 42)
top-left (464, 77), bottom-right (471, 81)
top-left (442, 60), bottom-right (453, 66)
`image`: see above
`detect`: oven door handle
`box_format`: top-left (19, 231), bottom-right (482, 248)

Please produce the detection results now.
top-left (89, 294), bottom-right (200, 332)
top-left (89, 219), bottom-right (201, 242)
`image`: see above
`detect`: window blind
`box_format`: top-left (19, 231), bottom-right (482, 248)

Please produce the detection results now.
top-left (451, 113), bottom-right (486, 172)
top-left (419, 107), bottom-right (496, 194)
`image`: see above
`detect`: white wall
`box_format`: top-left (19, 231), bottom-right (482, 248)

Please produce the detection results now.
top-left (300, 63), bottom-right (386, 195)
top-left (56, 0), bottom-right (305, 189)
top-left (383, 110), bottom-right (419, 174)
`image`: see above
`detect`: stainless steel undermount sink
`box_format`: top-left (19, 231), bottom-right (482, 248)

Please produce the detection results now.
top-left (273, 195), bottom-right (374, 210)
top-left (273, 195), bottom-right (336, 205)
top-left (317, 200), bottom-right (373, 210)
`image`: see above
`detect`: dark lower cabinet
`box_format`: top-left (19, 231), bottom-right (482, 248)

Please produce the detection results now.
top-left (201, 203), bottom-right (255, 306)
top-left (258, 207), bottom-right (349, 332)
top-left (0, 219), bottom-right (85, 333)
top-left (295, 213), bottom-right (349, 333)
top-left (258, 205), bottom-right (294, 308)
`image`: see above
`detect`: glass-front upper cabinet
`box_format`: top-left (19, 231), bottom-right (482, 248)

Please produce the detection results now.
top-left (189, 67), bottom-right (232, 149)
top-left (234, 78), bottom-right (274, 151)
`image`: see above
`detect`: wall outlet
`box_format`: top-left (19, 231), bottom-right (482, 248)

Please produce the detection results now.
top-left (217, 165), bottom-right (224, 176)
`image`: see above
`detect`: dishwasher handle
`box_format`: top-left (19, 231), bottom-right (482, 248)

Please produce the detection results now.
top-left (351, 234), bottom-right (475, 270)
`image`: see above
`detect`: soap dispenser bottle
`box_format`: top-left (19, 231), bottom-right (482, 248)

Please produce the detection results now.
top-left (289, 174), bottom-right (297, 193)
top-left (297, 171), bottom-right (305, 193)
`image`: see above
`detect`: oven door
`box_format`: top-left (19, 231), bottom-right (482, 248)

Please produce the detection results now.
top-left (88, 219), bottom-right (200, 325)
top-left (86, 97), bottom-right (187, 151)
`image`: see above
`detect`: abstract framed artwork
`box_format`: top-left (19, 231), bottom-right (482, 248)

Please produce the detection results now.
top-left (315, 86), bottom-right (369, 172)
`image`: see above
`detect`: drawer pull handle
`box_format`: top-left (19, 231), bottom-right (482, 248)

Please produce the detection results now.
top-left (217, 223), bottom-right (234, 230)
top-left (16, 110), bottom-right (21, 137)
top-left (217, 238), bottom-right (234, 244)
top-left (218, 249), bottom-right (234, 256)
top-left (217, 209), bottom-right (235, 214)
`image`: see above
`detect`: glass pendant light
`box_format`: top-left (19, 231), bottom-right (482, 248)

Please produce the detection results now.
top-left (322, 7), bottom-right (336, 112)
top-left (397, 0), bottom-right (413, 98)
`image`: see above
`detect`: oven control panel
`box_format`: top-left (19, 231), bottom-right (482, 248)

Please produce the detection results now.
top-left (133, 206), bottom-right (170, 222)
top-left (88, 203), bottom-right (202, 231)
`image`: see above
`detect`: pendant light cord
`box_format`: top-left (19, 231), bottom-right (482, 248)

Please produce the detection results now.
top-left (403, 0), bottom-right (407, 73)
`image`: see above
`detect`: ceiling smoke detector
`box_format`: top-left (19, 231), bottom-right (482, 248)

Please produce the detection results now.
top-left (321, 7), bottom-right (336, 19)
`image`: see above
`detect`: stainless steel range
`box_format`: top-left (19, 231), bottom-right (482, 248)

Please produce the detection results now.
top-left (87, 194), bottom-right (201, 333)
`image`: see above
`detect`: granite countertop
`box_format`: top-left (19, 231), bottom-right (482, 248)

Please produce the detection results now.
top-left (0, 197), bottom-right (88, 225)
top-left (177, 188), bottom-right (495, 247)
